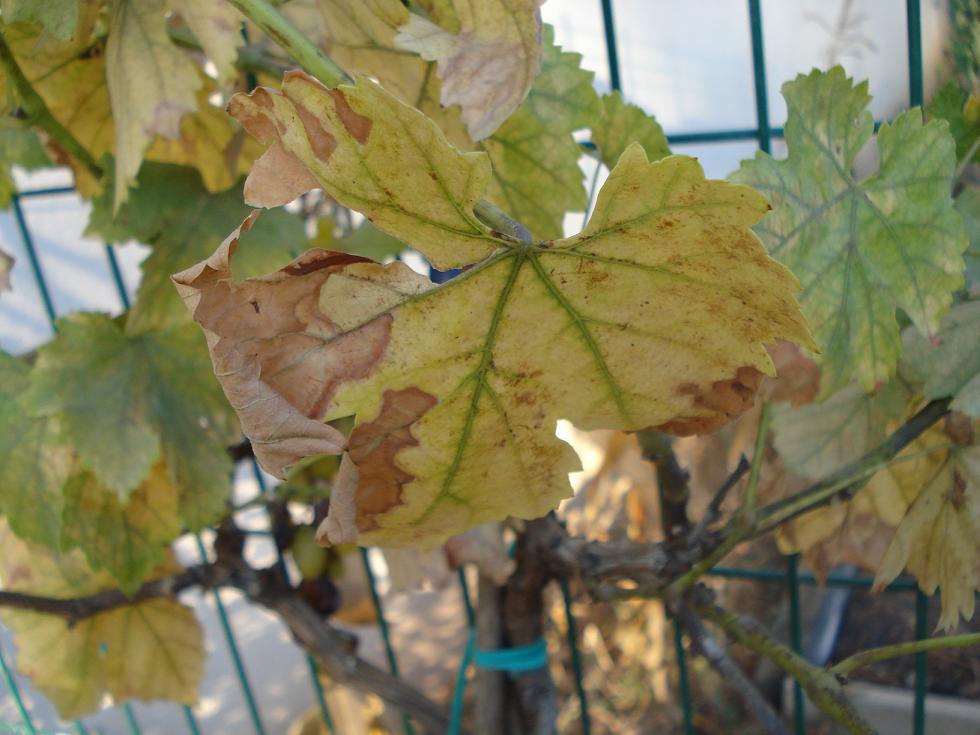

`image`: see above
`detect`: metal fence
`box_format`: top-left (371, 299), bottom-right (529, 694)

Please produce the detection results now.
top-left (0, 1), bottom-right (952, 734)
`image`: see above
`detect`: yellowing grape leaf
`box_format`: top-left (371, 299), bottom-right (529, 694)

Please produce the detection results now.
top-left (776, 424), bottom-right (949, 577)
top-left (732, 67), bottom-right (968, 395)
top-left (0, 353), bottom-right (69, 548)
top-left (229, 73), bottom-right (496, 270)
top-left (394, 0), bottom-right (543, 141)
top-left (87, 162), bottom-right (306, 332)
top-left (26, 314), bottom-right (235, 529)
top-left (176, 74), bottom-right (813, 547)
top-left (874, 446), bottom-right (980, 631)
top-left (295, 6), bottom-right (596, 239)
top-left (0, 524), bottom-right (204, 718)
top-left (926, 82), bottom-right (980, 165)
top-left (591, 92), bottom-right (670, 170)
top-left (901, 300), bottom-right (980, 418)
top-left (106, 0), bottom-right (202, 207)
top-left (168, 0), bottom-right (243, 84)
top-left (772, 380), bottom-right (911, 481)
top-left (61, 465), bottom-right (181, 594)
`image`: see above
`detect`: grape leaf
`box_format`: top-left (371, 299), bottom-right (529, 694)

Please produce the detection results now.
top-left (302, 6), bottom-right (596, 238)
top-left (957, 188), bottom-right (980, 295)
top-left (62, 465), bottom-right (181, 594)
top-left (900, 299), bottom-right (980, 417)
top-left (394, 0), bottom-right (543, 141)
top-left (0, 123), bottom-right (52, 208)
top-left (168, 0), bottom-right (243, 84)
top-left (776, 424), bottom-right (948, 576)
top-left (0, 353), bottom-right (69, 548)
top-left (87, 162), bottom-right (306, 332)
top-left (732, 67), bottom-right (968, 394)
top-left (27, 314), bottom-right (235, 529)
top-left (591, 92), bottom-right (670, 170)
top-left (926, 82), bottom-right (980, 164)
top-left (874, 446), bottom-right (980, 632)
top-left (772, 380), bottom-right (911, 481)
top-left (0, 524), bottom-right (205, 718)
top-left (0, 0), bottom-right (80, 40)
top-left (106, 0), bottom-right (203, 207)
top-left (481, 26), bottom-right (600, 239)
top-left (177, 74), bottom-right (813, 547)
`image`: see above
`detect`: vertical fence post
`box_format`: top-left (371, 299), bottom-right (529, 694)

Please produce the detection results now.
top-left (747, 0), bottom-right (772, 154)
top-left (906, 0), bottom-right (924, 108)
top-left (559, 579), bottom-right (591, 735)
top-left (673, 621), bottom-right (694, 735)
top-left (787, 555), bottom-right (805, 735)
top-left (913, 591), bottom-right (928, 735)
top-left (0, 643), bottom-right (37, 735)
top-left (10, 195), bottom-right (57, 329)
top-left (360, 549), bottom-right (414, 735)
top-left (599, 0), bottom-right (622, 92)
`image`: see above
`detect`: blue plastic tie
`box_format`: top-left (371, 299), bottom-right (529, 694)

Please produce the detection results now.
top-left (474, 638), bottom-right (548, 673)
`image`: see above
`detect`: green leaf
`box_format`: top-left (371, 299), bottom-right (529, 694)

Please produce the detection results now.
top-left (0, 353), bottom-right (68, 548)
top-left (0, 525), bottom-right (205, 718)
top-left (957, 187), bottom-right (980, 295)
top-left (106, 0), bottom-right (202, 207)
top-left (732, 67), bottom-right (968, 394)
top-left (87, 162), bottom-right (306, 332)
top-left (27, 314), bottom-right (234, 529)
top-left (0, 247), bottom-right (12, 291)
top-left (481, 26), bottom-right (601, 239)
top-left (591, 91), bottom-right (670, 170)
top-left (772, 380), bottom-right (911, 481)
top-left (0, 0), bottom-right (80, 40)
top-left (62, 465), bottom-right (181, 594)
top-left (180, 72), bottom-right (813, 547)
top-left (901, 299), bottom-right (980, 417)
top-left (0, 122), bottom-right (53, 208)
top-left (925, 82), bottom-right (980, 164)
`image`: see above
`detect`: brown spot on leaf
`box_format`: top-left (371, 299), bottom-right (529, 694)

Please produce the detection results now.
top-left (228, 88), bottom-right (279, 142)
top-left (281, 249), bottom-right (372, 276)
top-left (654, 366), bottom-right (764, 435)
top-left (294, 103), bottom-right (337, 161)
top-left (327, 89), bottom-right (372, 144)
top-left (348, 387), bottom-right (438, 532)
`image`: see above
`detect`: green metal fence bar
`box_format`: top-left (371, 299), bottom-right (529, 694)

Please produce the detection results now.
top-left (9, 195), bottom-right (56, 329)
top-left (193, 536), bottom-right (268, 735)
top-left (72, 721), bottom-right (88, 735)
top-left (747, 0), bottom-right (771, 154)
top-left (181, 706), bottom-right (202, 735)
top-left (599, 0), bottom-right (621, 92)
top-left (913, 591), bottom-right (928, 735)
top-left (104, 245), bottom-right (130, 309)
top-left (122, 703), bottom-right (141, 735)
top-left (0, 644), bottom-right (36, 735)
top-left (906, 0), bottom-right (924, 108)
top-left (559, 579), bottom-right (591, 735)
top-left (359, 548), bottom-right (414, 735)
top-left (786, 555), bottom-right (805, 735)
top-left (673, 621), bottom-right (694, 735)
top-left (247, 458), bottom-right (336, 734)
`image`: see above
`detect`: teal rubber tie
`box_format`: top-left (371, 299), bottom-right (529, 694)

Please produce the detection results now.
top-left (473, 638), bottom-right (548, 673)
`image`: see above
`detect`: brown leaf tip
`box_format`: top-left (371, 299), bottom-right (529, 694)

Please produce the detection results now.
top-left (654, 366), bottom-right (764, 435)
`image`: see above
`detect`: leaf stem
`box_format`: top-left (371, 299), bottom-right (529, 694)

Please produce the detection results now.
top-left (222, 0), bottom-right (351, 86)
top-left (0, 31), bottom-right (103, 180)
top-left (741, 399), bottom-right (771, 522)
top-left (830, 632), bottom-right (980, 678)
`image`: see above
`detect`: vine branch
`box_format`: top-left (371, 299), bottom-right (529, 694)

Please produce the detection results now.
top-left (830, 632), bottom-right (980, 678)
